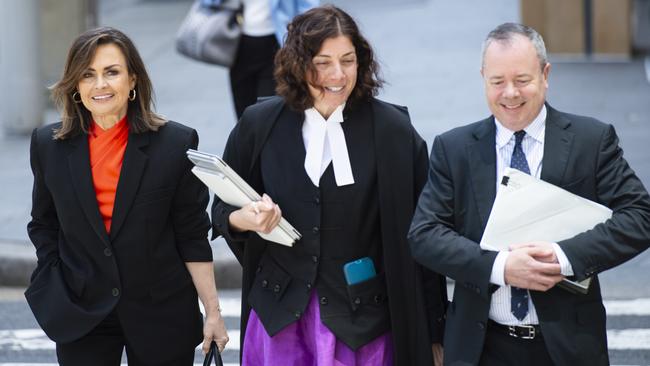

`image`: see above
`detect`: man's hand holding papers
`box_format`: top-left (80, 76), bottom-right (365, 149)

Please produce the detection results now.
top-left (504, 241), bottom-right (564, 291)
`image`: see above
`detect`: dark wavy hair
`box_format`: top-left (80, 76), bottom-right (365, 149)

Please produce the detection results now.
top-left (274, 5), bottom-right (383, 111)
top-left (50, 27), bottom-right (165, 140)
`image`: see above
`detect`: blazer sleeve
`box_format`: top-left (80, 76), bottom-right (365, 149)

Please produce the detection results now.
top-left (172, 129), bottom-right (213, 262)
top-left (27, 128), bottom-right (60, 271)
top-left (211, 120), bottom-right (252, 265)
top-left (412, 133), bottom-right (448, 343)
top-left (408, 135), bottom-right (497, 301)
top-left (560, 125), bottom-right (650, 280)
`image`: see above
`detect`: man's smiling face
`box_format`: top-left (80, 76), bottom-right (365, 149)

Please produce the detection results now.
top-left (481, 34), bottom-right (550, 131)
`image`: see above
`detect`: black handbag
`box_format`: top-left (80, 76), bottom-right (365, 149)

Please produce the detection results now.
top-left (203, 341), bottom-right (224, 366)
top-left (175, 0), bottom-right (243, 67)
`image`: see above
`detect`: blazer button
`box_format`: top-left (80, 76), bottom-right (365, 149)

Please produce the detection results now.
top-left (314, 197), bottom-right (320, 204)
top-left (354, 297), bottom-right (361, 305)
top-left (374, 294), bottom-right (384, 304)
top-left (256, 266), bottom-right (262, 273)
top-left (294, 311), bottom-right (301, 319)
top-left (320, 296), bottom-right (328, 305)
top-left (311, 256), bottom-right (318, 264)
top-left (103, 248), bottom-right (112, 257)
top-left (261, 280), bottom-right (268, 288)
top-left (477, 321), bottom-right (485, 330)
top-left (112, 288), bottom-right (120, 297)
top-left (306, 282), bottom-right (312, 290)
top-left (273, 284), bottom-right (281, 293)
top-left (312, 226), bottom-right (319, 234)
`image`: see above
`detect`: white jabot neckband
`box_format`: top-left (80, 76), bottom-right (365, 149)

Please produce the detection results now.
top-left (303, 103), bottom-right (355, 187)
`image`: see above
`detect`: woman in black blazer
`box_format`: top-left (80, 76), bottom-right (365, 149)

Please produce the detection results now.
top-left (26, 27), bottom-right (228, 366)
top-left (211, 6), bottom-right (447, 366)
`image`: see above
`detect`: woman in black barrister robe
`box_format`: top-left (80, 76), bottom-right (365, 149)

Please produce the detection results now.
top-left (212, 5), bottom-right (447, 366)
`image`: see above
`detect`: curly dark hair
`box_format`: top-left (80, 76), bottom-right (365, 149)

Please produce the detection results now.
top-left (274, 5), bottom-right (383, 111)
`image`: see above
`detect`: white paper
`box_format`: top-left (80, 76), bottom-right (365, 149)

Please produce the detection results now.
top-left (480, 168), bottom-right (612, 294)
top-left (480, 168), bottom-right (612, 251)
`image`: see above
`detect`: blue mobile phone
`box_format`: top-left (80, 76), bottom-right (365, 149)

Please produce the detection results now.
top-left (343, 257), bottom-right (376, 285)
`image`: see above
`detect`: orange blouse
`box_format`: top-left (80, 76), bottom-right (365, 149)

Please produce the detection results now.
top-left (88, 116), bottom-right (129, 233)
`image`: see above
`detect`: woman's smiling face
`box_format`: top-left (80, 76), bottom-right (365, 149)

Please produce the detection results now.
top-left (77, 43), bottom-right (136, 123)
top-left (307, 35), bottom-right (358, 118)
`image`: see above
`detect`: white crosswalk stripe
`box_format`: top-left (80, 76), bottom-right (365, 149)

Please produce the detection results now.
top-left (604, 298), bottom-right (650, 316)
top-left (1, 295), bottom-right (649, 364)
top-left (2, 326), bottom-right (648, 351)
top-left (607, 329), bottom-right (650, 350)
top-left (220, 298), bottom-right (242, 317)
top-left (200, 297), bottom-right (241, 317)
top-left (0, 329), bottom-right (241, 352)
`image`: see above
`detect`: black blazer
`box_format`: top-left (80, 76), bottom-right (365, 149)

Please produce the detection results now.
top-left (26, 118), bottom-right (213, 363)
top-left (408, 104), bottom-right (650, 366)
top-left (212, 96), bottom-right (448, 365)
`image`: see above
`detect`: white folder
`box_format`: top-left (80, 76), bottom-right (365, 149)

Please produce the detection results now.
top-left (187, 149), bottom-right (301, 247)
top-left (480, 168), bottom-right (612, 294)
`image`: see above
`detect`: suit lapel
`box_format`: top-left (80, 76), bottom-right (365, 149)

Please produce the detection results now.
top-left (109, 131), bottom-right (150, 240)
top-left (247, 97), bottom-right (286, 179)
top-left (67, 134), bottom-right (111, 246)
top-left (541, 105), bottom-right (574, 185)
top-left (467, 118), bottom-right (497, 229)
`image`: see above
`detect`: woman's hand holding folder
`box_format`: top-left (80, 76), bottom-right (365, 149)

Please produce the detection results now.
top-left (228, 194), bottom-right (283, 234)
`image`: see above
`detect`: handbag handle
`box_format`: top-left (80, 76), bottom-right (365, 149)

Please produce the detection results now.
top-left (203, 341), bottom-right (224, 366)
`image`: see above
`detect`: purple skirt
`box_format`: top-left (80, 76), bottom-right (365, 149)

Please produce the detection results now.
top-left (242, 291), bottom-right (393, 366)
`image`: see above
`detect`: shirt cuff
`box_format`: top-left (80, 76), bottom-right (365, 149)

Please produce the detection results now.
top-left (552, 242), bottom-right (574, 276)
top-left (489, 251), bottom-right (509, 286)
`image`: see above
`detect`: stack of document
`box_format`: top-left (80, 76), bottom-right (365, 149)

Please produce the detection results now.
top-left (480, 168), bottom-right (612, 294)
top-left (187, 149), bottom-right (301, 246)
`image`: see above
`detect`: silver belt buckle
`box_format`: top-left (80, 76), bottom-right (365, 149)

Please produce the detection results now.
top-left (508, 325), bottom-right (536, 339)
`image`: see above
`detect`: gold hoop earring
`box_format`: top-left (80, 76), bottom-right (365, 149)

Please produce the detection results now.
top-left (72, 91), bottom-right (82, 103)
top-left (128, 89), bottom-right (136, 101)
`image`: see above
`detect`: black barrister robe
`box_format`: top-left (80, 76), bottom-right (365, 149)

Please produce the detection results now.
top-left (212, 96), bottom-right (447, 365)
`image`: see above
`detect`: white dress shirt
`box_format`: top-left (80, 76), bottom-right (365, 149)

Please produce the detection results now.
top-left (302, 104), bottom-right (355, 187)
top-left (488, 105), bottom-right (574, 325)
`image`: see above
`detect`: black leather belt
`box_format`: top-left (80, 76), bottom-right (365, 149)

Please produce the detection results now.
top-left (488, 320), bottom-right (542, 340)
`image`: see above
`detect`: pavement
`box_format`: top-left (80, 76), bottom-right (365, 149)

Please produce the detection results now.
top-left (1, 0), bottom-right (650, 297)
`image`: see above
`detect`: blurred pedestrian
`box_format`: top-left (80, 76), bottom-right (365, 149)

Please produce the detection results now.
top-left (26, 27), bottom-right (228, 365)
top-left (211, 5), bottom-right (447, 365)
top-left (224, 0), bottom-right (319, 119)
top-left (408, 22), bottom-right (650, 366)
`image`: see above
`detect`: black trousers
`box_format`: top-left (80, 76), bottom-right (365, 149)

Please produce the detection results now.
top-left (229, 34), bottom-right (279, 119)
top-left (479, 322), bottom-right (554, 366)
top-left (55, 311), bottom-right (195, 366)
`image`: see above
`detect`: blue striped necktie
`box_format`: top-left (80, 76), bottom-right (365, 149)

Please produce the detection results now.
top-left (510, 130), bottom-right (530, 321)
